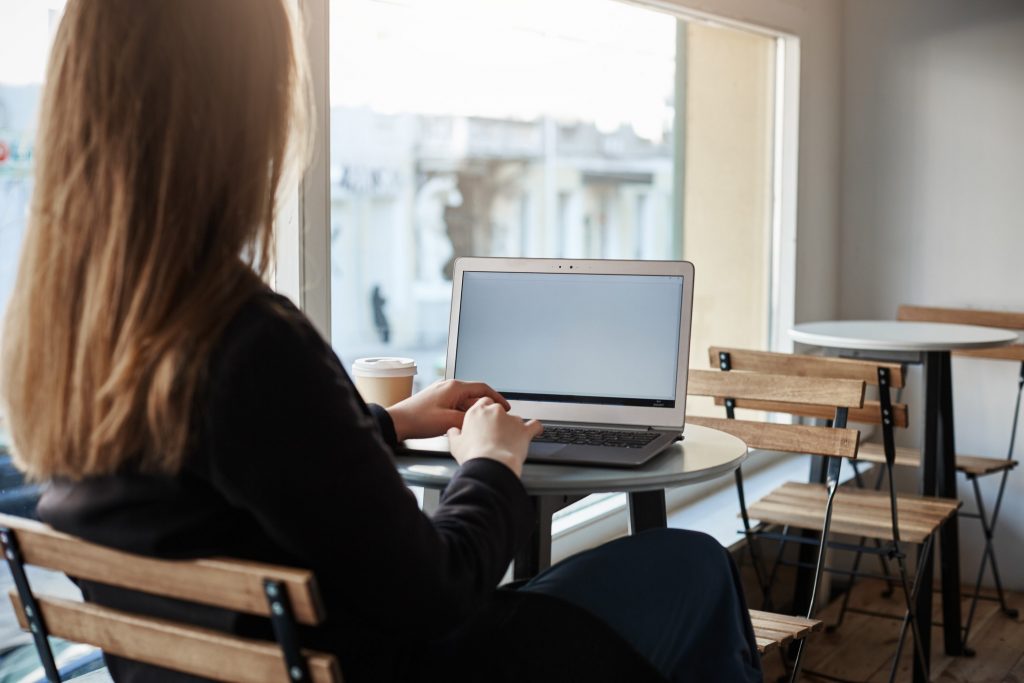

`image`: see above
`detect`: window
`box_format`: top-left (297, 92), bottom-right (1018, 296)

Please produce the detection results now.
top-left (326, 0), bottom-right (679, 379)
top-left (321, 0), bottom-right (788, 396)
top-left (0, 0), bottom-right (65, 323)
top-left (0, 0), bottom-right (67, 514)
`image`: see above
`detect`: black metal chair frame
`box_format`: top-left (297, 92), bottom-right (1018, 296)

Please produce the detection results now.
top-left (841, 358), bottom-right (1022, 649)
top-left (959, 360), bottom-right (1023, 644)
top-left (717, 352), bottom-right (933, 683)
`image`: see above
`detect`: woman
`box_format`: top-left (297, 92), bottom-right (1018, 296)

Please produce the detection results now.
top-left (0, 1), bottom-right (762, 681)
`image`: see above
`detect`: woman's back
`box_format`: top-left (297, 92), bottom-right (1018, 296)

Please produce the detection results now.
top-left (38, 289), bottom-right (544, 681)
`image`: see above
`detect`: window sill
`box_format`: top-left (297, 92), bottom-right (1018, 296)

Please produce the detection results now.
top-left (550, 451), bottom-right (861, 564)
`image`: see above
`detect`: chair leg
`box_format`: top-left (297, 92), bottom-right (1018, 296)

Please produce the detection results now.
top-left (871, 465), bottom-right (896, 597)
top-left (789, 458), bottom-right (844, 683)
top-left (760, 524), bottom-right (795, 612)
top-left (735, 468), bottom-right (775, 610)
top-left (851, 460), bottom-right (865, 488)
top-left (888, 535), bottom-right (934, 683)
top-left (826, 537), bottom-right (869, 633)
top-left (963, 474), bottom-right (1017, 648)
top-left (879, 371), bottom-right (931, 683)
top-left (986, 540), bottom-right (1016, 618)
top-left (775, 645), bottom-right (794, 683)
top-left (842, 463), bottom-right (894, 601)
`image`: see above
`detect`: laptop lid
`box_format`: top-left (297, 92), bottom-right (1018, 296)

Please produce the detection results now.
top-left (446, 257), bottom-right (695, 430)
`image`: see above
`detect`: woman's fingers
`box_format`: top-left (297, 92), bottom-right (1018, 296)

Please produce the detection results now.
top-left (523, 419), bottom-right (544, 438)
top-left (469, 396), bottom-right (495, 411)
top-left (456, 382), bottom-right (510, 411)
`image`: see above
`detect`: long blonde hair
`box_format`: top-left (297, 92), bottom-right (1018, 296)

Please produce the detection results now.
top-left (1, 0), bottom-right (311, 480)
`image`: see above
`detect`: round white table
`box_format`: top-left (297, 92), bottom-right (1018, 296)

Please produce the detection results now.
top-left (398, 423), bottom-right (748, 578)
top-left (791, 319), bottom-right (1016, 673)
top-left (791, 320), bottom-right (1017, 353)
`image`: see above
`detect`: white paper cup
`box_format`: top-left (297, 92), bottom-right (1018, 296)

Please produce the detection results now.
top-left (352, 357), bottom-right (417, 407)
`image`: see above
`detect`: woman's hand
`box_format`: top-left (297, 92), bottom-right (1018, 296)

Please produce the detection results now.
top-left (386, 379), bottom-right (511, 442)
top-left (446, 397), bottom-right (543, 477)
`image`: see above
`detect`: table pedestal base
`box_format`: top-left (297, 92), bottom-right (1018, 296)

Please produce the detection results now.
top-left (915, 351), bottom-right (965, 683)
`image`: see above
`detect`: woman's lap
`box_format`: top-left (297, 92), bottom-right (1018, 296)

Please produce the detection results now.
top-left (520, 528), bottom-right (762, 683)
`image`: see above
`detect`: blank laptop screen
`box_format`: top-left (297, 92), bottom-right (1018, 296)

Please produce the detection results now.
top-left (453, 271), bottom-right (684, 408)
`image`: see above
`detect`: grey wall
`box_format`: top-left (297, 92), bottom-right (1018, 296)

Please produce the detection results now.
top-left (840, 0), bottom-right (1024, 589)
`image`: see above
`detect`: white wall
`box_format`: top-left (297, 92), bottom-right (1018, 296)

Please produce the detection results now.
top-left (840, 0), bottom-right (1024, 589)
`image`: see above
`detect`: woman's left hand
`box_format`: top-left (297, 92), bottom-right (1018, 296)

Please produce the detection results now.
top-left (386, 380), bottom-right (511, 441)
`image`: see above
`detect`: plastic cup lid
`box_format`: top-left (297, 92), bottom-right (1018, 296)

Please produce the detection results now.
top-left (352, 357), bottom-right (418, 377)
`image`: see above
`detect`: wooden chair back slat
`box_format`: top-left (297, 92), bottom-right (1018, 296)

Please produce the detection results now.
top-left (898, 304), bottom-right (1024, 331)
top-left (9, 593), bottom-right (342, 683)
top-left (686, 416), bottom-right (860, 459)
top-left (953, 344), bottom-right (1024, 363)
top-left (708, 347), bottom-right (906, 388)
top-left (688, 369), bottom-right (865, 409)
top-left (712, 397), bottom-right (909, 429)
top-left (0, 513), bottom-right (325, 625)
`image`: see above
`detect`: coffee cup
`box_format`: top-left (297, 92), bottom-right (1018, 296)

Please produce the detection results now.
top-left (352, 357), bottom-right (417, 407)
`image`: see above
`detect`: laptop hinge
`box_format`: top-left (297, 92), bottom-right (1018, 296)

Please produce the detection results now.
top-left (542, 420), bottom-right (680, 434)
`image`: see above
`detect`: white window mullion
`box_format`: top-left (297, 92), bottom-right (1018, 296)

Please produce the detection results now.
top-left (285, 0), bottom-right (331, 340)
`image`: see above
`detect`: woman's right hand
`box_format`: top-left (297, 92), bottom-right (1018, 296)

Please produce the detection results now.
top-left (447, 397), bottom-right (543, 477)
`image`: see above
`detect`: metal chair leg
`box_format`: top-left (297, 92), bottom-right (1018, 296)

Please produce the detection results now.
top-left (888, 534), bottom-right (934, 683)
top-left (789, 451), bottom-right (844, 683)
top-left (765, 528), bottom-right (794, 602)
top-left (826, 536), bottom-right (868, 632)
top-left (843, 461), bottom-right (894, 604)
top-left (890, 541), bottom-right (931, 679)
top-left (977, 360), bottom-right (1023, 619)
top-left (961, 361), bottom-right (1022, 637)
top-left (986, 540), bottom-right (1015, 618)
top-left (963, 474), bottom-right (1018, 647)
top-left (851, 460), bottom-right (865, 488)
top-left (735, 467), bottom-right (775, 610)
top-left (876, 365), bottom-right (931, 680)
top-left (871, 465), bottom-right (896, 597)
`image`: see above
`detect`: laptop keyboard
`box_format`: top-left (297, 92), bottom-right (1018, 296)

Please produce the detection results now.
top-left (533, 426), bottom-right (660, 449)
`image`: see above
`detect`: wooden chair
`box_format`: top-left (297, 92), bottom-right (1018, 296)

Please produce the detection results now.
top-left (897, 305), bottom-right (1023, 639)
top-left (693, 354), bottom-right (961, 683)
top-left (0, 513), bottom-right (342, 683)
top-left (709, 346), bottom-right (910, 614)
top-left (686, 369), bottom-right (863, 682)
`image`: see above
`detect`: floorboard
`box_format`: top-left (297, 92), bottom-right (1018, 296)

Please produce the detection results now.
top-left (760, 580), bottom-right (1022, 682)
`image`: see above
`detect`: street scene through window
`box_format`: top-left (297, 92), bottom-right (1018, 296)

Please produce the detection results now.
top-left (328, 0), bottom-right (680, 381)
top-left (327, 0), bottom-right (778, 393)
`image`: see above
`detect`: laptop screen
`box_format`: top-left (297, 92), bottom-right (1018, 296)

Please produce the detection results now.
top-left (453, 271), bottom-right (684, 408)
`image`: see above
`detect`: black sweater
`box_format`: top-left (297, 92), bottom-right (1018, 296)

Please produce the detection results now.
top-left (38, 289), bottom-right (661, 682)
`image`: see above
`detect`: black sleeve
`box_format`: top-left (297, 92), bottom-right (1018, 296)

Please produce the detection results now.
top-left (366, 404), bottom-right (398, 448)
top-left (203, 299), bottom-right (533, 635)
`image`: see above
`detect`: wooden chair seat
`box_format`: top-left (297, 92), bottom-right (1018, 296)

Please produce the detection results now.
top-left (857, 443), bottom-right (1017, 477)
top-left (955, 454), bottom-right (1019, 477)
top-left (748, 609), bottom-right (821, 654)
top-left (747, 482), bottom-right (960, 544)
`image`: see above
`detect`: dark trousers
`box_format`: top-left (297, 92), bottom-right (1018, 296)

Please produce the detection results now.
top-left (520, 528), bottom-right (763, 683)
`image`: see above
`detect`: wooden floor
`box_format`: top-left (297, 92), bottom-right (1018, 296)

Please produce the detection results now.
top-left (760, 580), bottom-right (1024, 682)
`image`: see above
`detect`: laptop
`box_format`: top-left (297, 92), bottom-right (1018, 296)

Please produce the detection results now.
top-left (443, 257), bottom-right (695, 467)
